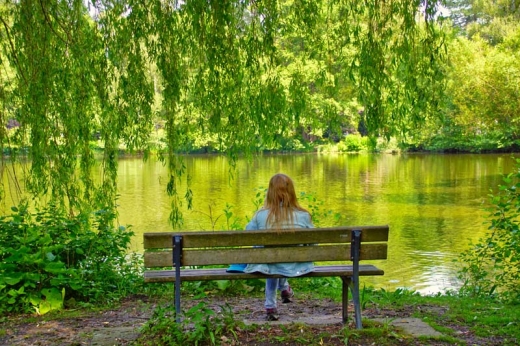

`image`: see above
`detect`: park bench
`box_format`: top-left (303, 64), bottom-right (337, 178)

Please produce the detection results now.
top-left (143, 225), bottom-right (389, 329)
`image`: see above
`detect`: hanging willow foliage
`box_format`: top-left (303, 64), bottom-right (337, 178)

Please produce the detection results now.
top-left (0, 0), bottom-right (446, 227)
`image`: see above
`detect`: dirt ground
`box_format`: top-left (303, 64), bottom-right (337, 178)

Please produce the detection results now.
top-left (0, 293), bottom-right (504, 346)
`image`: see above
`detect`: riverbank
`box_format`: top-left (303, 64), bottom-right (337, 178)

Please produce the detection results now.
top-left (1, 289), bottom-right (518, 345)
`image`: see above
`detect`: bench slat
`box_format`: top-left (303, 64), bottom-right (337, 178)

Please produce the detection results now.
top-left (144, 243), bottom-right (388, 267)
top-left (143, 226), bottom-right (389, 249)
top-left (144, 264), bottom-right (385, 283)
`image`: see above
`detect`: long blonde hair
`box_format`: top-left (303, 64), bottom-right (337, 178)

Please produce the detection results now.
top-left (264, 173), bottom-right (309, 228)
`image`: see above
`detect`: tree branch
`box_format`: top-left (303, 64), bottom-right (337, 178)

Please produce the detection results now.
top-left (38, 0), bottom-right (69, 45)
top-left (0, 15), bottom-right (27, 84)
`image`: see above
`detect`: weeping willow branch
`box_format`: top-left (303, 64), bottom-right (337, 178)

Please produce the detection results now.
top-left (0, 0), bottom-right (447, 228)
top-left (0, 14), bottom-right (27, 84)
top-left (38, 0), bottom-right (70, 44)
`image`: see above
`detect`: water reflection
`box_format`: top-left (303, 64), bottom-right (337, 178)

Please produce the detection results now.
top-left (1, 152), bottom-right (518, 294)
top-left (102, 152), bottom-right (520, 294)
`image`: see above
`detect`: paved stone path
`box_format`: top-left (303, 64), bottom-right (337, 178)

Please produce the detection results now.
top-left (373, 317), bottom-right (444, 337)
top-left (90, 316), bottom-right (442, 345)
top-left (245, 316), bottom-right (443, 337)
top-left (91, 326), bottom-right (142, 346)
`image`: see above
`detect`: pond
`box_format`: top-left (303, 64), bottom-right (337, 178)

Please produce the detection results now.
top-left (112, 152), bottom-right (518, 294)
top-left (3, 152), bottom-right (518, 294)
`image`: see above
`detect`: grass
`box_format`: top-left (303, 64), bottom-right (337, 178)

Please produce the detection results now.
top-left (365, 288), bottom-right (519, 343)
top-left (1, 279), bottom-right (519, 345)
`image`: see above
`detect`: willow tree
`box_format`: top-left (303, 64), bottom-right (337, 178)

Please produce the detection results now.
top-left (0, 0), bottom-right (446, 227)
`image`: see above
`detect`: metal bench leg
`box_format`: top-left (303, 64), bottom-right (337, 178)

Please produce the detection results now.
top-left (350, 229), bottom-right (363, 329)
top-left (174, 278), bottom-right (181, 323)
top-left (340, 277), bottom-right (350, 324)
top-left (173, 236), bottom-right (182, 323)
top-left (349, 277), bottom-right (362, 329)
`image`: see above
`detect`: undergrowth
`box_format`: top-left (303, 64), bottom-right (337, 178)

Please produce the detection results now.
top-left (0, 203), bottom-right (143, 315)
top-left (134, 284), bottom-right (520, 345)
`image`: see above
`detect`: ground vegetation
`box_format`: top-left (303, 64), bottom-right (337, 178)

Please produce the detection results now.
top-left (0, 287), bottom-right (518, 345)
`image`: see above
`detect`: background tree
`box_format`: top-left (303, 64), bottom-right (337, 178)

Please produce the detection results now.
top-left (419, 0), bottom-right (520, 152)
top-left (446, 0), bottom-right (520, 44)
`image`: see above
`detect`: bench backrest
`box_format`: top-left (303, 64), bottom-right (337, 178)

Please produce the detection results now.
top-left (144, 225), bottom-right (389, 269)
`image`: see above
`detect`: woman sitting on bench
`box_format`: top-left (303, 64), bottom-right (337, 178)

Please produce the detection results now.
top-left (243, 173), bottom-right (315, 321)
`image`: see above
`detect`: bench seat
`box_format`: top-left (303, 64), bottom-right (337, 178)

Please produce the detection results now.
top-left (144, 264), bottom-right (384, 282)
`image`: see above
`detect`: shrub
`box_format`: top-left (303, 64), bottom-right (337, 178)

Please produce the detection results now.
top-left (339, 134), bottom-right (364, 152)
top-left (458, 158), bottom-right (520, 302)
top-left (0, 203), bottom-right (142, 314)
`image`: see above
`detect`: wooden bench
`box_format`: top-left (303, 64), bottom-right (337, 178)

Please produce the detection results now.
top-left (143, 225), bottom-right (389, 329)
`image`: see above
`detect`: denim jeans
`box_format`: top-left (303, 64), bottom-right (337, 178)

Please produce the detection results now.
top-left (265, 278), bottom-right (289, 309)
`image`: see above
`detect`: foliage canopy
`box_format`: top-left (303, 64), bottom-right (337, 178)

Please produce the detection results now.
top-left (0, 0), bottom-right (447, 226)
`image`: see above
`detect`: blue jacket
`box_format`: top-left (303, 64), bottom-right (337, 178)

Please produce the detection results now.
top-left (242, 208), bottom-right (315, 277)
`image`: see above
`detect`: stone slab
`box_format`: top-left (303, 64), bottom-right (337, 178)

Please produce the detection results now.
top-left (374, 317), bottom-right (444, 337)
top-left (90, 326), bottom-right (140, 346)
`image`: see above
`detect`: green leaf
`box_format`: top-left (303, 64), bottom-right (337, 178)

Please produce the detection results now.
top-left (2, 274), bottom-right (23, 286)
top-left (44, 262), bottom-right (66, 273)
top-left (215, 280), bottom-right (231, 291)
top-left (35, 288), bottom-right (65, 315)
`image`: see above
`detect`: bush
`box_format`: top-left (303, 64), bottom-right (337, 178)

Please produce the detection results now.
top-left (339, 134), bottom-right (364, 152)
top-left (0, 203), bottom-right (142, 314)
top-left (458, 158), bottom-right (520, 302)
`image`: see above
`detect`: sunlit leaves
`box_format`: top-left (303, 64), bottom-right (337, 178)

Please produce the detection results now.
top-left (0, 0), bottom-right (447, 227)
top-left (447, 35), bottom-right (520, 141)
top-left (446, 0), bottom-right (520, 43)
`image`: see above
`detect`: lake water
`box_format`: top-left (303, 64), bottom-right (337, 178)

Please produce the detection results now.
top-left (3, 153), bottom-right (518, 294)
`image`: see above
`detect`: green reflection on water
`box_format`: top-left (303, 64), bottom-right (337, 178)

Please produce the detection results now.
top-left (2, 153), bottom-right (518, 294)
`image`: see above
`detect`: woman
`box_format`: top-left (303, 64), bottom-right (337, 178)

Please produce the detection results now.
top-left (243, 173), bottom-right (314, 321)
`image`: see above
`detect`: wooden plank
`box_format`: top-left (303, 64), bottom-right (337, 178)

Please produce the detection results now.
top-left (143, 225), bottom-right (389, 249)
top-left (144, 243), bottom-right (388, 267)
top-left (144, 264), bottom-right (384, 283)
